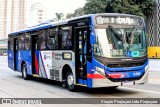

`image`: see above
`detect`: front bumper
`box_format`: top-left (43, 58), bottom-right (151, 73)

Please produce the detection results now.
top-left (91, 67), bottom-right (149, 88)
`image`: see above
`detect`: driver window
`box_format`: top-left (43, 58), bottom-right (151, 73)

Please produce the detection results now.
top-left (130, 32), bottom-right (142, 50)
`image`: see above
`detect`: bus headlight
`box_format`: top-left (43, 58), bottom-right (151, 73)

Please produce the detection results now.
top-left (95, 67), bottom-right (105, 75)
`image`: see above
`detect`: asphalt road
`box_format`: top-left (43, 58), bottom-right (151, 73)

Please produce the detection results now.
top-left (0, 56), bottom-right (160, 107)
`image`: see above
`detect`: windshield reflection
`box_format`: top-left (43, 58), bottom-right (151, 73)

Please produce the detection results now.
top-left (94, 27), bottom-right (147, 58)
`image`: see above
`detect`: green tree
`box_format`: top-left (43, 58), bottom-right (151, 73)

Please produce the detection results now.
top-left (73, 8), bottom-right (85, 17)
top-left (84, 0), bottom-right (107, 14)
top-left (54, 13), bottom-right (64, 21)
top-left (66, 13), bottom-right (74, 19)
top-left (66, 8), bottom-right (85, 19)
top-left (83, 0), bottom-right (156, 19)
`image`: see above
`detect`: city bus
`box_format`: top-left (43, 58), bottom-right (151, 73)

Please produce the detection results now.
top-left (8, 13), bottom-right (148, 91)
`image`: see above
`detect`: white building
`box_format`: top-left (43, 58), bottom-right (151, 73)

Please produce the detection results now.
top-left (0, 0), bottom-right (28, 39)
top-left (28, 3), bottom-right (47, 26)
top-left (0, 0), bottom-right (8, 39)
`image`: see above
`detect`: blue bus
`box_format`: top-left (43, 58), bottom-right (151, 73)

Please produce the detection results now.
top-left (8, 13), bottom-right (148, 91)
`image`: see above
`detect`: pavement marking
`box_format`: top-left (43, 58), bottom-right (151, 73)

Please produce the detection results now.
top-left (120, 87), bottom-right (160, 94)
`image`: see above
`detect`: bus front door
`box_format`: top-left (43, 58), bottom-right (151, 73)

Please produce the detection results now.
top-left (13, 38), bottom-right (18, 71)
top-left (31, 35), bottom-right (39, 75)
top-left (75, 27), bottom-right (88, 82)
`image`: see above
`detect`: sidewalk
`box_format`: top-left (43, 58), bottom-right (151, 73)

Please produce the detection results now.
top-left (149, 59), bottom-right (160, 72)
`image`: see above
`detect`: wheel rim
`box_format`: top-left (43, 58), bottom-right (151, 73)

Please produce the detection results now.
top-left (23, 66), bottom-right (26, 78)
top-left (67, 73), bottom-right (74, 86)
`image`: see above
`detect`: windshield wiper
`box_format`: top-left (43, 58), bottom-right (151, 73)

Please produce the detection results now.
top-left (108, 25), bottom-right (122, 41)
top-left (129, 26), bottom-right (137, 45)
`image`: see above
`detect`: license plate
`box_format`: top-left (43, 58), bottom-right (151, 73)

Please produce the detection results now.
top-left (122, 81), bottom-right (134, 86)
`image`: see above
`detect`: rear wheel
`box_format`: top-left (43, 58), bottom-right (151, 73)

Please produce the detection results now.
top-left (22, 64), bottom-right (29, 80)
top-left (66, 71), bottom-right (76, 92)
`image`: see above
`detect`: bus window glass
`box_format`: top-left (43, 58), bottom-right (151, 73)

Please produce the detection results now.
top-left (94, 28), bottom-right (147, 58)
top-left (25, 33), bottom-right (31, 50)
top-left (9, 37), bottom-right (13, 50)
top-left (47, 27), bottom-right (59, 49)
top-left (18, 34), bottom-right (25, 50)
top-left (39, 30), bottom-right (46, 50)
top-left (61, 26), bottom-right (72, 49)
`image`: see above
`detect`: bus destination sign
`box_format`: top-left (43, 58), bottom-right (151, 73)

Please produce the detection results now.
top-left (96, 16), bottom-right (143, 26)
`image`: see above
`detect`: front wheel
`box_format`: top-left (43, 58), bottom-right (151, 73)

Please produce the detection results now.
top-left (22, 64), bottom-right (29, 80)
top-left (66, 71), bottom-right (76, 92)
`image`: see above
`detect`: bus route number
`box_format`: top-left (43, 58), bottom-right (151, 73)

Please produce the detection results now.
top-left (111, 49), bottom-right (123, 56)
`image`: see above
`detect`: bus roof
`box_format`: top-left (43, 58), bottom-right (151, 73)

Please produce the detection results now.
top-left (9, 13), bottom-right (142, 35)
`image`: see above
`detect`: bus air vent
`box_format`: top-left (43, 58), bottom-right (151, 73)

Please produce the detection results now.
top-left (107, 63), bottom-right (144, 68)
top-left (50, 69), bottom-right (54, 80)
top-left (54, 70), bottom-right (60, 81)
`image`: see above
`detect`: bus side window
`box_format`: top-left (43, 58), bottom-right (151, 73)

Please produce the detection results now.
top-left (61, 26), bottom-right (72, 49)
top-left (8, 37), bottom-right (13, 50)
top-left (18, 34), bottom-right (25, 50)
top-left (25, 33), bottom-right (31, 50)
top-left (47, 27), bottom-right (59, 50)
top-left (38, 30), bottom-right (46, 50)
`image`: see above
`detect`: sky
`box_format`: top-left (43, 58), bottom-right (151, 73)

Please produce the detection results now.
top-left (29, 0), bottom-right (86, 19)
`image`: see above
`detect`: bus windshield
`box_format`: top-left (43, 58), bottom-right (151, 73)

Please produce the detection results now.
top-left (94, 26), bottom-right (147, 58)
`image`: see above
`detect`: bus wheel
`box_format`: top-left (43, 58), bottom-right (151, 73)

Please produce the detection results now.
top-left (66, 71), bottom-right (76, 91)
top-left (22, 64), bottom-right (29, 80)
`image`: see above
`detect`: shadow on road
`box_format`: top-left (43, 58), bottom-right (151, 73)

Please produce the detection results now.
top-left (15, 75), bottom-right (138, 97)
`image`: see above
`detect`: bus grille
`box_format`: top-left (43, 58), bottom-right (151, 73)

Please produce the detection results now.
top-left (50, 69), bottom-right (54, 80)
top-left (54, 70), bottom-right (59, 81)
top-left (50, 69), bottom-right (59, 81)
top-left (108, 77), bottom-right (142, 82)
top-left (107, 63), bottom-right (144, 68)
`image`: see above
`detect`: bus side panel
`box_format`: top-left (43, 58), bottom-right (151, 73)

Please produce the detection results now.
top-left (38, 51), bottom-right (51, 79)
top-left (15, 50), bottom-right (19, 71)
top-left (35, 50), bottom-right (40, 75)
top-left (25, 51), bottom-right (32, 75)
top-left (8, 50), bottom-right (14, 70)
top-left (86, 61), bottom-right (93, 88)
top-left (17, 51), bottom-right (32, 74)
top-left (39, 51), bottom-right (75, 82)
top-left (17, 51), bottom-right (21, 72)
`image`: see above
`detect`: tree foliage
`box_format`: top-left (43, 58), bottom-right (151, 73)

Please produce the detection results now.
top-left (66, 8), bottom-right (84, 19)
top-left (84, 0), bottom-right (107, 14)
top-left (54, 13), bottom-right (64, 21)
top-left (83, 0), bottom-right (156, 19)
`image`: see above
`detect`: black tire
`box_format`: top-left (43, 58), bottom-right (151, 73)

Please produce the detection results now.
top-left (22, 64), bottom-right (29, 80)
top-left (66, 71), bottom-right (76, 92)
